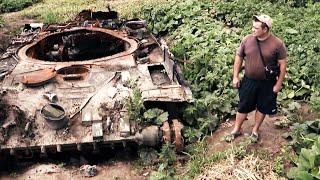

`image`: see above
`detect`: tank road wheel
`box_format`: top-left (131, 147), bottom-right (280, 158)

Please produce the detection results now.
top-left (160, 121), bottom-right (171, 144)
top-left (172, 119), bottom-right (184, 152)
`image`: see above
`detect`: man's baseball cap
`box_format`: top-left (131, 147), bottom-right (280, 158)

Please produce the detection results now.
top-left (253, 14), bottom-right (273, 29)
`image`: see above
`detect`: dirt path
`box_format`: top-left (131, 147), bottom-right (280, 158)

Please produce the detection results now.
top-left (1, 162), bottom-right (146, 180)
top-left (208, 111), bottom-right (287, 156)
top-left (0, 147), bottom-right (148, 180)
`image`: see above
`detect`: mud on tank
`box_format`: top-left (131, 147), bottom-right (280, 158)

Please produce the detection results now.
top-left (0, 10), bottom-right (193, 158)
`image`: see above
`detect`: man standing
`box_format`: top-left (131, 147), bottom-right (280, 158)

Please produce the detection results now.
top-left (227, 14), bottom-right (287, 142)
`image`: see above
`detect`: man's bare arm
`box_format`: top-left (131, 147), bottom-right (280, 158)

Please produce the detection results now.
top-left (233, 55), bottom-right (243, 88)
top-left (273, 58), bottom-right (286, 93)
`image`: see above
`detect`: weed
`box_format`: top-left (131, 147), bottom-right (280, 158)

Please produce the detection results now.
top-left (9, 172), bottom-right (17, 178)
top-left (58, 162), bottom-right (66, 168)
top-left (125, 88), bottom-right (145, 124)
top-left (148, 143), bottom-right (176, 179)
top-left (137, 148), bottom-right (158, 166)
top-left (0, 0), bottom-right (39, 12)
top-left (125, 87), bottom-right (169, 126)
top-left (43, 11), bottom-right (61, 24)
top-left (178, 138), bottom-right (251, 179)
top-left (0, 16), bottom-right (4, 27)
top-left (310, 92), bottom-right (320, 113)
top-left (274, 116), bottom-right (296, 128)
top-left (273, 156), bottom-right (285, 176)
top-left (20, 0), bottom-right (170, 23)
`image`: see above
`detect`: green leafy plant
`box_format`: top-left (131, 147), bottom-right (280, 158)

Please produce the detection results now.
top-left (285, 119), bottom-right (320, 153)
top-left (274, 116), bottom-right (296, 128)
top-left (125, 89), bottom-right (169, 126)
top-left (273, 156), bottom-right (286, 176)
top-left (125, 88), bottom-right (145, 124)
top-left (0, 0), bottom-right (40, 12)
top-left (143, 108), bottom-right (168, 125)
top-left (287, 137), bottom-right (320, 179)
top-left (310, 92), bottom-right (320, 112)
top-left (149, 143), bottom-right (176, 179)
top-left (138, 0), bottom-right (320, 144)
top-left (138, 148), bottom-right (158, 166)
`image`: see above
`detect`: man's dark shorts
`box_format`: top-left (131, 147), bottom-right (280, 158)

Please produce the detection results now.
top-left (237, 76), bottom-right (277, 115)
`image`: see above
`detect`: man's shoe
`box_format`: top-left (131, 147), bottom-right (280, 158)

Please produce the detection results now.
top-left (250, 132), bottom-right (259, 143)
top-left (223, 131), bottom-right (242, 142)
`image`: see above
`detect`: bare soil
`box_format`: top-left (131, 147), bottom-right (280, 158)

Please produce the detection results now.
top-left (1, 162), bottom-right (146, 180)
top-left (207, 111), bottom-right (288, 156)
top-left (0, 12), bottom-right (35, 35)
top-left (0, 12), bottom-right (35, 51)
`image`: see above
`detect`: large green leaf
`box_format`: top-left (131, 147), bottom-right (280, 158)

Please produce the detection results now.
top-left (288, 167), bottom-right (314, 180)
top-left (299, 149), bottom-right (315, 170)
top-left (144, 108), bottom-right (164, 121)
top-left (156, 112), bottom-right (169, 125)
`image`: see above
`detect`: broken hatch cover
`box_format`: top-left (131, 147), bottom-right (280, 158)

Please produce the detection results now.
top-left (20, 68), bottom-right (56, 86)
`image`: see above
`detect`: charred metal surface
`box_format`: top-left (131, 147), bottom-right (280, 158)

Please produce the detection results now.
top-left (0, 9), bottom-right (193, 157)
top-left (148, 65), bottom-right (172, 86)
top-left (26, 30), bottom-right (128, 61)
top-left (56, 65), bottom-right (89, 81)
top-left (76, 9), bottom-right (118, 22)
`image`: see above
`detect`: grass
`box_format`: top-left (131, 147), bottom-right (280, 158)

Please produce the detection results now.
top-left (0, 0), bottom-right (39, 13)
top-left (178, 137), bottom-right (290, 179)
top-left (194, 154), bottom-right (286, 180)
top-left (0, 16), bottom-right (4, 27)
top-left (176, 139), bottom-right (250, 179)
top-left (20, 0), bottom-right (170, 23)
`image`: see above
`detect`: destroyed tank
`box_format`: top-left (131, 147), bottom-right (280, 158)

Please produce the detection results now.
top-left (0, 10), bottom-right (193, 158)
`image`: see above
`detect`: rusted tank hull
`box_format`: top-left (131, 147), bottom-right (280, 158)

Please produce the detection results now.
top-left (0, 10), bottom-right (193, 157)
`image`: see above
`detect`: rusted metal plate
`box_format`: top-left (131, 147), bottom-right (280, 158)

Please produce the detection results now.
top-left (92, 122), bottom-right (103, 141)
top-left (20, 68), bottom-right (56, 86)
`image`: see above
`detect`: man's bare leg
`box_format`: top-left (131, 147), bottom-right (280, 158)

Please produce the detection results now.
top-left (252, 110), bottom-right (266, 134)
top-left (231, 112), bottom-right (247, 133)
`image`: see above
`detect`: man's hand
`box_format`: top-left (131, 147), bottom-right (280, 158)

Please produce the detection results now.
top-left (233, 55), bottom-right (243, 89)
top-left (273, 59), bottom-right (286, 93)
top-left (233, 77), bottom-right (241, 88)
top-left (273, 83), bottom-right (282, 93)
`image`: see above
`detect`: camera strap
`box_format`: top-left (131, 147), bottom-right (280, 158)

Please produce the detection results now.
top-left (255, 38), bottom-right (268, 70)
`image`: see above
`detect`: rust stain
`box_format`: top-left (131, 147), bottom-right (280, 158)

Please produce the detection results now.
top-left (172, 119), bottom-right (184, 151)
top-left (160, 121), bottom-right (171, 143)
